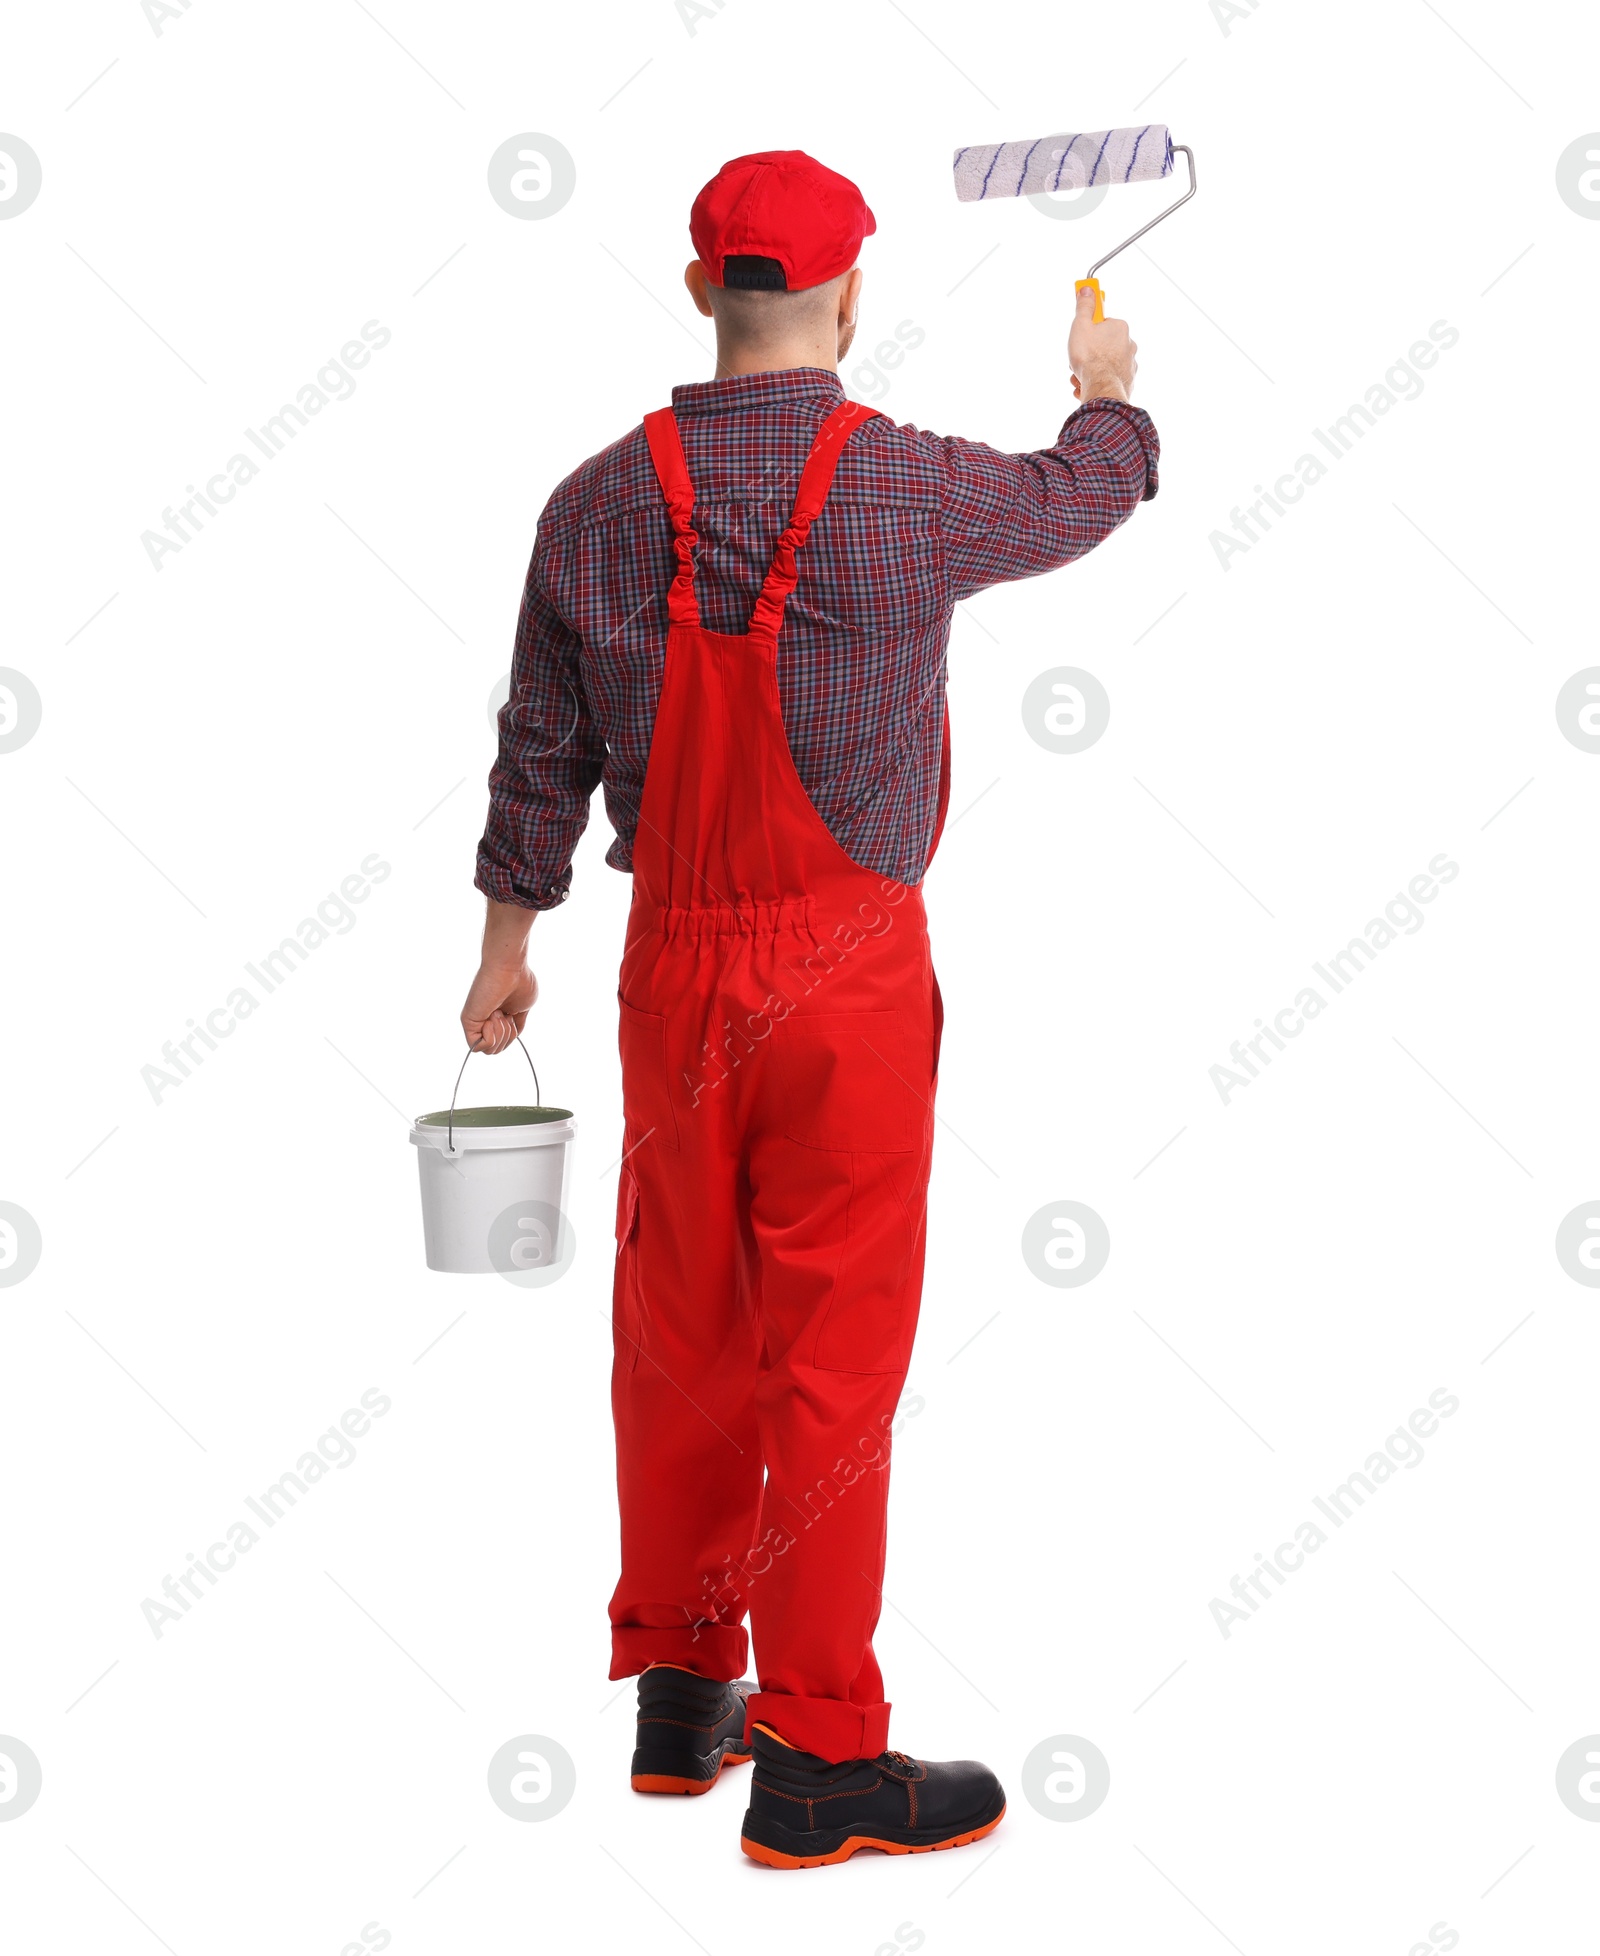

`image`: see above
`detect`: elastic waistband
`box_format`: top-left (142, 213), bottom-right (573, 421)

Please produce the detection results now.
top-left (630, 897), bottom-right (816, 941)
top-left (629, 887), bottom-right (925, 944)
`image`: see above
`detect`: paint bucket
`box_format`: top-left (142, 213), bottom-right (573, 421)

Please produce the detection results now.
top-left (410, 1040), bottom-right (575, 1275)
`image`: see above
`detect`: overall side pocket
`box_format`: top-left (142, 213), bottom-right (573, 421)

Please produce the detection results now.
top-left (617, 998), bottom-right (681, 1153)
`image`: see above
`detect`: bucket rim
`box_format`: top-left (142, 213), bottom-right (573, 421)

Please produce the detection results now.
top-left (414, 1103), bottom-right (574, 1129)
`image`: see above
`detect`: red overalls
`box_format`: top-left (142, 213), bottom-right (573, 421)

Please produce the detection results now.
top-left (607, 399), bottom-right (948, 1763)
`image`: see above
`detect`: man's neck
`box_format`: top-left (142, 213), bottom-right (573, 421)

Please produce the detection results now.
top-left (713, 346), bottom-right (838, 379)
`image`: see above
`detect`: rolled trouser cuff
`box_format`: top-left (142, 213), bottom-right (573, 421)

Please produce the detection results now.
top-left (609, 1622), bottom-right (748, 1681)
top-left (743, 1690), bottom-right (891, 1763)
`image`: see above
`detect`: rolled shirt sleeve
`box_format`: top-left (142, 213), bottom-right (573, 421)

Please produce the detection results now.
top-left (475, 534), bottom-right (606, 911)
top-left (926, 398), bottom-right (1159, 603)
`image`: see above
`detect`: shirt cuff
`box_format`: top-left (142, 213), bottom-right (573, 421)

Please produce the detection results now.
top-left (474, 853), bottom-right (571, 911)
top-left (1062, 397), bottom-right (1160, 501)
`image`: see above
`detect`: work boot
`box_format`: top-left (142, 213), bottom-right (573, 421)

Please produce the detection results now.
top-left (630, 1665), bottom-right (754, 1795)
top-left (739, 1725), bottom-right (1006, 1867)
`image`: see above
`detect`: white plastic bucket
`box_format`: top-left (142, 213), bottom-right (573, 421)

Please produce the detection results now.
top-left (410, 1042), bottom-right (575, 1275)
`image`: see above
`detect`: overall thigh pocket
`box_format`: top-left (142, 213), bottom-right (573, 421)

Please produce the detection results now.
top-left (770, 1010), bottom-right (919, 1153)
top-left (612, 1168), bottom-right (642, 1372)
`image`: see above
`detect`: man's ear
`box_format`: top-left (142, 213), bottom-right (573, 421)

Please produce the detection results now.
top-left (835, 267), bottom-right (864, 359)
top-left (684, 261), bottom-right (715, 319)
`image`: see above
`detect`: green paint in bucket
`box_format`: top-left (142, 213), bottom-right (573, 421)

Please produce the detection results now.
top-left (414, 1105), bottom-right (575, 1129)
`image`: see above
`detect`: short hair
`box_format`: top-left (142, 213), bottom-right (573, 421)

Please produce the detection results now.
top-left (706, 272), bottom-right (848, 348)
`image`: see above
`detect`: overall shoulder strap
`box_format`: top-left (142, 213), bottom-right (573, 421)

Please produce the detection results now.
top-left (642, 408), bottom-right (701, 628)
top-left (748, 402), bottom-right (882, 640)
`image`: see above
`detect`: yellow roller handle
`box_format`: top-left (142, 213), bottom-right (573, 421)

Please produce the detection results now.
top-left (1075, 276), bottom-right (1105, 322)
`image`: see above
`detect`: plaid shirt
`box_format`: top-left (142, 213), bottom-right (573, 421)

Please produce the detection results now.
top-left (477, 368), bottom-right (1158, 909)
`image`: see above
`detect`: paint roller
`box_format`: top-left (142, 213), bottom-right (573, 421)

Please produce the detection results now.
top-left (952, 125), bottom-right (1197, 321)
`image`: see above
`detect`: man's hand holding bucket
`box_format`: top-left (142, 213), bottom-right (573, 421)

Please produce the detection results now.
top-left (461, 899), bottom-right (537, 1056)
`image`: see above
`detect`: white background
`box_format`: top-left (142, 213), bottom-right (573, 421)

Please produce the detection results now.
top-left (4, 0), bottom-right (1598, 1950)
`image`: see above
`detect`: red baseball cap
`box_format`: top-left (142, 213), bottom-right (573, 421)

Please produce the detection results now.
top-left (690, 150), bottom-right (876, 292)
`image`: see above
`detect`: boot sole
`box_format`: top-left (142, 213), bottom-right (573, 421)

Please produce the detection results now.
top-left (631, 1745), bottom-right (752, 1796)
top-left (740, 1800), bottom-right (1005, 1868)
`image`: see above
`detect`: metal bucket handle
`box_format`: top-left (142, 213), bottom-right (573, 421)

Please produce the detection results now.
top-left (449, 1037), bottom-right (543, 1152)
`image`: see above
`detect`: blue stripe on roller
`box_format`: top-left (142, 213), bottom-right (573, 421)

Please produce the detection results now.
top-left (1089, 129), bottom-right (1113, 184)
top-left (1162, 130), bottom-right (1174, 174)
top-left (1124, 125), bottom-right (1149, 181)
top-left (1052, 135), bottom-right (1081, 190)
top-left (1015, 136), bottom-right (1045, 195)
top-left (979, 142), bottom-right (1006, 198)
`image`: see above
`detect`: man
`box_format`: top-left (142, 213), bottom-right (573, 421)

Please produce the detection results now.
top-left (465, 150), bottom-right (1157, 1867)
